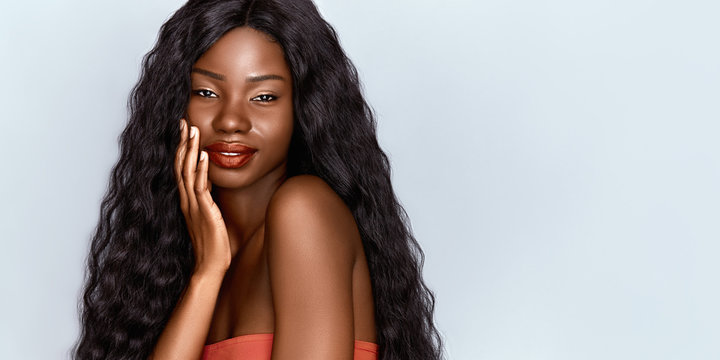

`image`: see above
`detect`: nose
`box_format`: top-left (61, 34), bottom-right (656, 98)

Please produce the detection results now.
top-left (213, 100), bottom-right (252, 134)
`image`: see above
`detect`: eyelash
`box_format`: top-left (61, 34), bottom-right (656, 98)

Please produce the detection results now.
top-left (251, 94), bottom-right (277, 102)
top-left (192, 89), bottom-right (277, 103)
top-left (194, 89), bottom-right (217, 98)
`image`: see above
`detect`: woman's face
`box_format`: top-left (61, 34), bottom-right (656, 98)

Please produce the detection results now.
top-left (186, 26), bottom-right (293, 190)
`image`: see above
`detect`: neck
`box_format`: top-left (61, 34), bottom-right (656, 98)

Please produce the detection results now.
top-left (211, 164), bottom-right (288, 258)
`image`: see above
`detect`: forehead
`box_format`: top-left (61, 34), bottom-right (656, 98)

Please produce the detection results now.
top-left (192, 27), bottom-right (290, 79)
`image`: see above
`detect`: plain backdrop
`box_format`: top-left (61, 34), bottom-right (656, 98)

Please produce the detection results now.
top-left (1, 0), bottom-right (719, 359)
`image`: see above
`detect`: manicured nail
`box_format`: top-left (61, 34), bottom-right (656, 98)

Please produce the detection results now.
top-left (180, 119), bottom-right (185, 131)
top-left (190, 126), bottom-right (197, 138)
top-left (200, 151), bottom-right (207, 161)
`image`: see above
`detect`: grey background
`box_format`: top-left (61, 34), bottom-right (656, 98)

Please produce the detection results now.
top-left (1, 0), bottom-right (719, 359)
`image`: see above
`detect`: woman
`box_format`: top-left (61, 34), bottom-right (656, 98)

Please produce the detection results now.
top-left (73, 0), bottom-right (444, 359)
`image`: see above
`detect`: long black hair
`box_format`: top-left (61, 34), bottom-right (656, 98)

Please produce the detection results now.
top-left (72, 1), bottom-right (444, 359)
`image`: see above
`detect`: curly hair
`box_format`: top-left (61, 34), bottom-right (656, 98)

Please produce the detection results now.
top-left (72, 1), bottom-right (444, 359)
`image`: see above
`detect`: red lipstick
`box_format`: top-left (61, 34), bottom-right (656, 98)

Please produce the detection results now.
top-left (204, 142), bottom-right (257, 169)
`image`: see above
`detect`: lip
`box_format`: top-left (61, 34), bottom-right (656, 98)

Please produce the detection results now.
top-left (205, 142), bottom-right (258, 154)
top-left (204, 142), bottom-right (257, 169)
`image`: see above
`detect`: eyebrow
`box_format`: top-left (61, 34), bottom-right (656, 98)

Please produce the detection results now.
top-left (192, 68), bottom-right (225, 81)
top-left (246, 74), bottom-right (286, 83)
top-left (191, 68), bottom-right (286, 83)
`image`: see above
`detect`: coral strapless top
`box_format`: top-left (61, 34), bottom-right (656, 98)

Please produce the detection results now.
top-left (202, 333), bottom-right (379, 360)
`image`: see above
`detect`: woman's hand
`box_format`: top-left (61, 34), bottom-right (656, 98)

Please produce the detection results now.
top-left (175, 118), bottom-right (232, 277)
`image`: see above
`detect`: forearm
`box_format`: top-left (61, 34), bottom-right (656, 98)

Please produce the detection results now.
top-left (149, 272), bottom-right (225, 360)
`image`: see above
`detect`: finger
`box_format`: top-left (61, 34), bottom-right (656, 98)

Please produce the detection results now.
top-left (195, 151), bottom-right (208, 193)
top-left (174, 119), bottom-right (189, 213)
top-left (174, 119), bottom-right (188, 181)
top-left (195, 152), bottom-right (222, 222)
top-left (206, 162), bottom-right (213, 193)
top-left (183, 126), bottom-right (200, 216)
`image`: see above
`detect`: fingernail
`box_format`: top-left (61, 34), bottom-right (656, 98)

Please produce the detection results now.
top-left (180, 119), bottom-right (185, 131)
top-left (200, 151), bottom-right (207, 161)
top-left (190, 126), bottom-right (197, 138)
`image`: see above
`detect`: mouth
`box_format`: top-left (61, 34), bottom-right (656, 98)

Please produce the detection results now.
top-left (205, 142), bottom-right (258, 169)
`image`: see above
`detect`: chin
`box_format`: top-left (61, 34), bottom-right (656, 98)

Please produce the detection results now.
top-left (207, 167), bottom-right (255, 190)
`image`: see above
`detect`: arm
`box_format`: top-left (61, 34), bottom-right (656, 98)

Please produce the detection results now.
top-left (148, 272), bottom-right (224, 360)
top-left (266, 175), bottom-right (358, 360)
top-left (149, 121), bottom-right (232, 359)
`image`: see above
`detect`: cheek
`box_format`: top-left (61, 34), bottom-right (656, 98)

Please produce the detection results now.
top-left (185, 103), bottom-right (199, 128)
top-left (257, 105), bottom-right (293, 145)
top-left (257, 119), bottom-right (293, 152)
top-left (185, 102), bottom-right (215, 138)
top-left (185, 100), bottom-right (215, 123)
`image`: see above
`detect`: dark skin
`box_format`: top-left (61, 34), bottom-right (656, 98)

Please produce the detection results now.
top-left (149, 27), bottom-right (376, 360)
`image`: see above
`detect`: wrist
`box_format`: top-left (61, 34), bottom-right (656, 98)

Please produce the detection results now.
top-left (191, 266), bottom-right (228, 282)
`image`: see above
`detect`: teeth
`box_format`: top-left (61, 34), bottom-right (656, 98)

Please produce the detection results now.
top-left (219, 152), bottom-right (242, 156)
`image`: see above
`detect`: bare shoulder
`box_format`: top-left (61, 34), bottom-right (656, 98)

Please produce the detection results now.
top-left (265, 175), bottom-right (361, 266)
top-left (264, 175), bottom-right (360, 356)
top-left (267, 175), bottom-right (355, 232)
top-left (268, 174), bottom-right (344, 209)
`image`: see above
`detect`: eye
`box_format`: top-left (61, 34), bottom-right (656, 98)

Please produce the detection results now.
top-left (251, 94), bottom-right (277, 103)
top-left (193, 89), bottom-right (218, 98)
